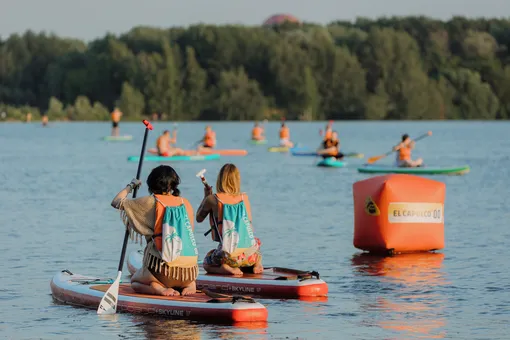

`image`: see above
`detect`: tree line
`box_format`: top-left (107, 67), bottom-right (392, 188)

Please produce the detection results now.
top-left (1, 16), bottom-right (509, 121)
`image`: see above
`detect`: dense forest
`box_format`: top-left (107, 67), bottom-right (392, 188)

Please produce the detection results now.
top-left (1, 16), bottom-right (510, 121)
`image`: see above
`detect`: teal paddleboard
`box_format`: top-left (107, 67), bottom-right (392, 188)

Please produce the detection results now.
top-left (102, 135), bottom-right (132, 141)
top-left (292, 150), bottom-right (364, 158)
top-left (250, 139), bottom-right (268, 145)
top-left (317, 157), bottom-right (347, 167)
top-left (357, 165), bottom-right (470, 175)
top-left (128, 154), bottom-right (220, 162)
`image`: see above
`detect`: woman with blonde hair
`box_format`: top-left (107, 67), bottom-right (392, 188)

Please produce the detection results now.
top-left (196, 163), bottom-right (263, 276)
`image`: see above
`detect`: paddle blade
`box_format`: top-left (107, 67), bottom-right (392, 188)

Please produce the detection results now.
top-left (142, 119), bottom-right (153, 130)
top-left (366, 154), bottom-right (386, 164)
top-left (97, 272), bottom-right (121, 315)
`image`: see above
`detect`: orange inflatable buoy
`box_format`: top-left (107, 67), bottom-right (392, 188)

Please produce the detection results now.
top-left (353, 174), bottom-right (445, 254)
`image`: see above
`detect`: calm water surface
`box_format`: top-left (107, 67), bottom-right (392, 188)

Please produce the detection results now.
top-left (1, 121), bottom-right (509, 339)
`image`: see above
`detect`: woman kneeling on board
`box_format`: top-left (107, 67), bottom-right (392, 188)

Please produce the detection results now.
top-left (111, 165), bottom-right (198, 296)
top-left (393, 134), bottom-right (423, 167)
top-left (196, 163), bottom-right (263, 276)
top-left (318, 131), bottom-right (344, 159)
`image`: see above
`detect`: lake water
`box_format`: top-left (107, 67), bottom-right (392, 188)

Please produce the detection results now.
top-left (1, 121), bottom-right (509, 340)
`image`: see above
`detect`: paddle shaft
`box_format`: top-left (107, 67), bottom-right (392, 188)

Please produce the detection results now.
top-left (117, 121), bottom-right (151, 272)
top-left (199, 177), bottom-right (222, 241)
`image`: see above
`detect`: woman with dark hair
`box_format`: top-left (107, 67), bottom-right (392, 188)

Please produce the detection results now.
top-left (111, 165), bottom-right (198, 296)
top-left (196, 163), bottom-right (263, 276)
top-left (393, 134), bottom-right (423, 167)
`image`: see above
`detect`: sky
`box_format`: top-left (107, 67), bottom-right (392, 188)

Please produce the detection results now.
top-left (1, 0), bottom-right (509, 41)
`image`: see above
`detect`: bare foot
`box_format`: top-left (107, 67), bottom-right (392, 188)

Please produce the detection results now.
top-left (253, 264), bottom-right (264, 274)
top-left (161, 287), bottom-right (180, 296)
top-left (181, 282), bottom-right (196, 296)
top-left (231, 268), bottom-right (244, 276)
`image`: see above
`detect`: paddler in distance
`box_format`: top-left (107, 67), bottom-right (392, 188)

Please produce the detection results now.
top-left (111, 165), bottom-right (198, 296)
top-left (196, 163), bottom-right (263, 276)
top-left (41, 114), bottom-right (49, 127)
top-left (198, 125), bottom-right (216, 151)
top-left (251, 122), bottom-right (265, 141)
top-left (317, 131), bottom-right (344, 160)
top-left (156, 130), bottom-right (184, 157)
top-left (279, 122), bottom-right (294, 147)
top-left (393, 133), bottom-right (424, 167)
top-left (111, 108), bottom-right (122, 136)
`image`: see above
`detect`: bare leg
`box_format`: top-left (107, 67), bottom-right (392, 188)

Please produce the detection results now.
top-left (203, 263), bottom-right (243, 276)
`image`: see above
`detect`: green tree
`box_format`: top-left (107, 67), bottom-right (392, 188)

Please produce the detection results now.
top-left (116, 82), bottom-right (145, 118)
top-left (214, 67), bottom-right (266, 120)
top-left (182, 46), bottom-right (207, 120)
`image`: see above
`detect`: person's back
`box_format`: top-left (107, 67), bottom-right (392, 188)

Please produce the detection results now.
top-left (111, 165), bottom-right (198, 296)
top-left (252, 124), bottom-right (263, 140)
top-left (196, 163), bottom-right (263, 276)
top-left (279, 123), bottom-right (294, 147)
top-left (111, 108), bottom-right (122, 136)
top-left (156, 131), bottom-right (171, 156)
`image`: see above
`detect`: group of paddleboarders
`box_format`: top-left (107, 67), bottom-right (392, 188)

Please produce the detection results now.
top-left (153, 125), bottom-right (217, 157)
top-left (111, 163), bottom-right (262, 296)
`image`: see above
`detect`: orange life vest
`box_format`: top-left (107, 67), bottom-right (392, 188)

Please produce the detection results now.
top-left (152, 195), bottom-right (183, 251)
top-left (204, 131), bottom-right (216, 147)
top-left (252, 127), bottom-right (263, 139)
top-left (279, 127), bottom-right (289, 139)
top-left (111, 110), bottom-right (121, 123)
top-left (399, 146), bottom-right (412, 161)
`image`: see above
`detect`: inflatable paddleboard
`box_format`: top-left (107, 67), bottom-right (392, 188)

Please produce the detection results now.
top-left (292, 151), bottom-right (364, 158)
top-left (250, 140), bottom-right (268, 145)
top-left (102, 135), bottom-right (133, 141)
top-left (148, 148), bottom-right (247, 156)
top-left (316, 157), bottom-right (347, 168)
top-left (127, 250), bottom-right (328, 299)
top-left (128, 154), bottom-right (220, 162)
top-left (50, 270), bottom-right (267, 323)
top-left (357, 165), bottom-right (470, 175)
top-left (267, 146), bottom-right (305, 153)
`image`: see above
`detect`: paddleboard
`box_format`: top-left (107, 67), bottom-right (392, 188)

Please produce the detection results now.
top-left (50, 270), bottom-right (267, 323)
top-left (292, 151), bottom-right (364, 158)
top-left (127, 250), bottom-right (328, 299)
top-left (357, 165), bottom-right (470, 175)
top-left (267, 146), bottom-right (306, 153)
top-left (250, 140), bottom-right (268, 145)
top-left (192, 149), bottom-right (248, 156)
top-left (102, 135), bottom-right (133, 141)
top-left (128, 154), bottom-right (220, 162)
top-left (317, 157), bottom-right (347, 168)
top-left (147, 148), bottom-right (247, 156)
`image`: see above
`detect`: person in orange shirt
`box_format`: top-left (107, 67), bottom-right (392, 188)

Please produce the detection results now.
top-left (41, 115), bottom-right (49, 127)
top-left (111, 108), bottom-right (122, 136)
top-left (393, 134), bottom-right (423, 167)
top-left (251, 122), bottom-right (265, 141)
top-left (198, 126), bottom-right (216, 151)
top-left (279, 122), bottom-right (294, 147)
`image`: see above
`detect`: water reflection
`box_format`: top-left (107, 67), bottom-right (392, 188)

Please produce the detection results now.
top-left (351, 252), bottom-right (447, 339)
top-left (128, 316), bottom-right (267, 340)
